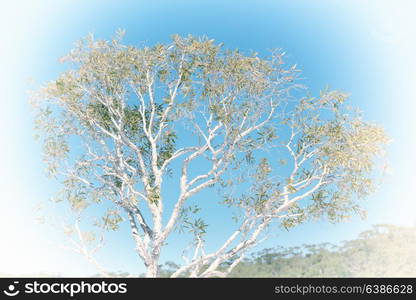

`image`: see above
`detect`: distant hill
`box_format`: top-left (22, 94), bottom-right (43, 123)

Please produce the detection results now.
top-left (225, 224), bottom-right (416, 277)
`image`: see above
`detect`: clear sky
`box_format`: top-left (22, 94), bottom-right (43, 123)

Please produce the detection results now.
top-left (0, 0), bottom-right (415, 276)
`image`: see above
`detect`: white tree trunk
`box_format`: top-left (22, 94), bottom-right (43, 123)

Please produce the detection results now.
top-left (145, 261), bottom-right (159, 277)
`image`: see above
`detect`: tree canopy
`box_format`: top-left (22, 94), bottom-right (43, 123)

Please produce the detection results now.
top-left (32, 31), bottom-right (388, 277)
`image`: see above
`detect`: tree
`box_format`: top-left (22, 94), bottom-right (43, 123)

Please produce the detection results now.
top-left (31, 31), bottom-right (388, 277)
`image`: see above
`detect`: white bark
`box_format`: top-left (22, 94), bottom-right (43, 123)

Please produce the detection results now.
top-left (46, 41), bottom-right (336, 277)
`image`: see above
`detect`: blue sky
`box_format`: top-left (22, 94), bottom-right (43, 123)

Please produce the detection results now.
top-left (0, 0), bottom-right (415, 276)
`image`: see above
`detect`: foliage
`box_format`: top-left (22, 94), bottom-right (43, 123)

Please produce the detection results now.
top-left (31, 31), bottom-right (388, 277)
